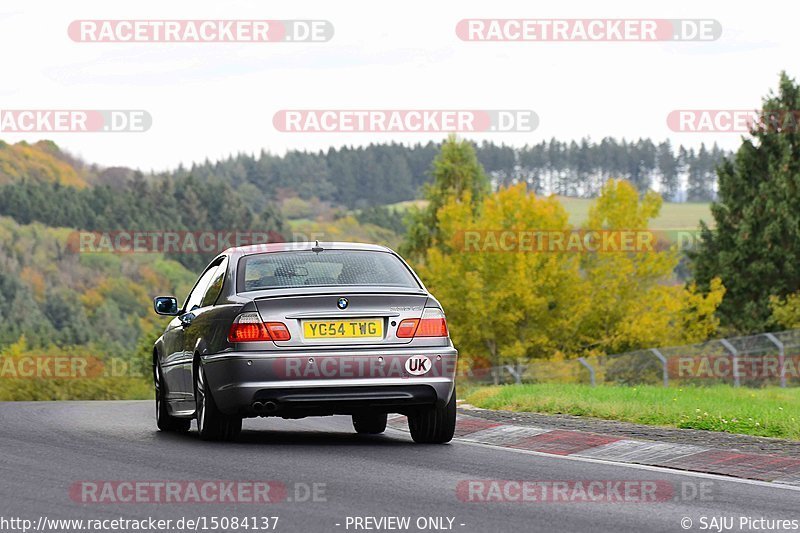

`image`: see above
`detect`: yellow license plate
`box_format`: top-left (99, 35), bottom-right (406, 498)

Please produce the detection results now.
top-left (303, 319), bottom-right (383, 339)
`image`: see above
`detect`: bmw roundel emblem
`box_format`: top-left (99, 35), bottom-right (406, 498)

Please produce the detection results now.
top-left (337, 297), bottom-right (349, 310)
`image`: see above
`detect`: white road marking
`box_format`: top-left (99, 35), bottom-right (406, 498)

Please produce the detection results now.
top-left (384, 424), bottom-right (800, 493)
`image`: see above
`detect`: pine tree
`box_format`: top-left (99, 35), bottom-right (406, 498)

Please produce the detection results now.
top-left (401, 135), bottom-right (490, 261)
top-left (692, 72), bottom-right (800, 332)
top-left (687, 144), bottom-right (709, 201)
top-left (657, 140), bottom-right (679, 201)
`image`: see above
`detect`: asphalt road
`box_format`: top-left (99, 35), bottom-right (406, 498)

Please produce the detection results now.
top-left (0, 401), bottom-right (798, 533)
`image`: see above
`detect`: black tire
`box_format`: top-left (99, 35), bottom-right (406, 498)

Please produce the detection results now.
top-left (195, 366), bottom-right (242, 441)
top-left (154, 361), bottom-right (190, 432)
top-left (352, 412), bottom-right (388, 434)
top-left (408, 391), bottom-right (456, 444)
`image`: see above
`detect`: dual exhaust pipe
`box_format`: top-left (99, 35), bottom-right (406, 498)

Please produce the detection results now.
top-left (252, 400), bottom-right (279, 413)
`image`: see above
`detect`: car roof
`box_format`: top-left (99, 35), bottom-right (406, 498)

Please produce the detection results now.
top-left (224, 241), bottom-right (394, 257)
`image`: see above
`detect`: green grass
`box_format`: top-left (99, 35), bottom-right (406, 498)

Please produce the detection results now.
top-left (464, 384), bottom-right (800, 440)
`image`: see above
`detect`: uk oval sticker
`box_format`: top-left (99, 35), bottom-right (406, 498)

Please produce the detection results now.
top-left (405, 355), bottom-right (431, 376)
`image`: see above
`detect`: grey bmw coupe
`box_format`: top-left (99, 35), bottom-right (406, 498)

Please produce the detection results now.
top-left (152, 242), bottom-right (458, 443)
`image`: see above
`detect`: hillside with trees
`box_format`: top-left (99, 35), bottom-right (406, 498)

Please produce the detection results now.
top-left (0, 131), bottom-right (735, 399)
top-left (0, 214), bottom-right (198, 399)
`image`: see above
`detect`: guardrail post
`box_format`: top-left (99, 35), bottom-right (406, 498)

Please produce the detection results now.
top-left (504, 365), bottom-right (522, 385)
top-left (719, 338), bottom-right (740, 387)
top-left (763, 333), bottom-right (786, 388)
top-left (577, 357), bottom-right (596, 387)
top-left (649, 348), bottom-right (669, 387)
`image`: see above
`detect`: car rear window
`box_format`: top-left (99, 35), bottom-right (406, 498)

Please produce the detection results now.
top-left (239, 250), bottom-right (421, 291)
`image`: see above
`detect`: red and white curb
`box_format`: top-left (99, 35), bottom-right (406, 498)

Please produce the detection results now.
top-left (387, 412), bottom-right (800, 486)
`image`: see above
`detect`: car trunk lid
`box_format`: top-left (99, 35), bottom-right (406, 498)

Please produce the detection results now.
top-left (253, 287), bottom-right (429, 347)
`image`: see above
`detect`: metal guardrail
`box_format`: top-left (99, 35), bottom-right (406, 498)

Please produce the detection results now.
top-left (459, 329), bottom-right (800, 388)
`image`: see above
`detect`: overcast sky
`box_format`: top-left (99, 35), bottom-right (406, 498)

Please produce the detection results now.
top-left (0, 0), bottom-right (795, 171)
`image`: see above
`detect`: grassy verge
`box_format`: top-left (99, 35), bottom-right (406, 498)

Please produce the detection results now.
top-left (463, 384), bottom-right (800, 440)
top-left (0, 378), bottom-right (151, 401)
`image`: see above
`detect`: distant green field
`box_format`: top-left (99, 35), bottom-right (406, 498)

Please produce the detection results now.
top-left (557, 196), bottom-right (713, 230)
top-left (386, 199), bottom-right (427, 213)
top-left (387, 197), bottom-right (713, 230)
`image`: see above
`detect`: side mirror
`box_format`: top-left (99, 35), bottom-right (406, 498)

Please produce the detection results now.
top-left (153, 296), bottom-right (180, 316)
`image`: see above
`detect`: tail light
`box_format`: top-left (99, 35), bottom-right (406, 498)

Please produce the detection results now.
top-left (228, 312), bottom-right (291, 342)
top-left (396, 319), bottom-right (419, 338)
top-left (265, 322), bottom-right (291, 341)
top-left (396, 308), bottom-right (448, 338)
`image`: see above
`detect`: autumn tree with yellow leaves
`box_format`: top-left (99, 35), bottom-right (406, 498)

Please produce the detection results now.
top-left (415, 179), bottom-right (725, 372)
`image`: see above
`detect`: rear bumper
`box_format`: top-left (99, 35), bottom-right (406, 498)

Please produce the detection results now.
top-left (201, 347), bottom-right (457, 417)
